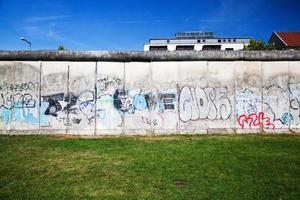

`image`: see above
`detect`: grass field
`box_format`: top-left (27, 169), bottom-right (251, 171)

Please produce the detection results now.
top-left (0, 134), bottom-right (299, 200)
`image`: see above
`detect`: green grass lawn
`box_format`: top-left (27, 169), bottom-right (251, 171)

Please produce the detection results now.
top-left (0, 134), bottom-right (299, 200)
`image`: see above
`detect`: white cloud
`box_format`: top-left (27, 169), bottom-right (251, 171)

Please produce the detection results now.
top-left (100, 19), bottom-right (168, 25)
top-left (27, 15), bottom-right (72, 22)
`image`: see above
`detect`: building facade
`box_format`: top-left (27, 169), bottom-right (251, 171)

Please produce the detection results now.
top-left (268, 32), bottom-right (300, 50)
top-left (144, 32), bottom-right (251, 51)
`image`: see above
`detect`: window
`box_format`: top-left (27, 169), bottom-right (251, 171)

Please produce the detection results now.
top-left (202, 45), bottom-right (221, 50)
top-left (197, 40), bottom-right (201, 43)
top-left (202, 39), bottom-right (206, 42)
top-left (223, 39), bottom-right (226, 42)
top-left (176, 45), bottom-right (195, 51)
top-left (233, 39), bottom-right (236, 42)
top-left (149, 46), bottom-right (168, 51)
top-left (218, 39), bottom-right (221, 43)
top-left (225, 48), bottom-right (234, 51)
top-left (228, 39), bottom-right (231, 42)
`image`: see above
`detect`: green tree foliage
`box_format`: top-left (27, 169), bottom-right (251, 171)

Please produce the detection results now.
top-left (265, 42), bottom-right (275, 50)
top-left (243, 39), bottom-right (275, 50)
top-left (58, 44), bottom-right (65, 50)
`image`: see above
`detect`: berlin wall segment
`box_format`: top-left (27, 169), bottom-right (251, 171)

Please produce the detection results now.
top-left (0, 56), bottom-right (300, 135)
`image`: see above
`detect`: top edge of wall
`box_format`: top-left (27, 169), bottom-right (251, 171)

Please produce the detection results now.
top-left (0, 50), bottom-right (300, 62)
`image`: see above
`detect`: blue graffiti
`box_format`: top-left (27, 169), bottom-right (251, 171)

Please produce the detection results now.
top-left (39, 102), bottom-right (50, 126)
top-left (1, 106), bottom-right (39, 125)
top-left (1, 108), bottom-right (10, 124)
top-left (281, 112), bottom-right (293, 125)
top-left (13, 108), bottom-right (39, 125)
top-left (133, 95), bottom-right (147, 111)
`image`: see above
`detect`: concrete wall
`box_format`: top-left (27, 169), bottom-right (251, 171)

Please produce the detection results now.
top-left (0, 51), bottom-right (300, 135)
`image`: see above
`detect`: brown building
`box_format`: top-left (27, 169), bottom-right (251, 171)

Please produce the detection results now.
top-left (268, 32), bottom-right (300, 50)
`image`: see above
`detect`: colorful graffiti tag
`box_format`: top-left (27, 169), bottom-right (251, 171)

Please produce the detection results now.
top-left (237, 112), bottom-right (275, 129)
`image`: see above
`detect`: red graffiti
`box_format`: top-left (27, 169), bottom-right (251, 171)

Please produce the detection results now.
top-left (237, 112), bottom-right (275, 129)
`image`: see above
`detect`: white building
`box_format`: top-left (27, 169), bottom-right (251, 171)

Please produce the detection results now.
top-left (144, 32), bottom-right (251, 51)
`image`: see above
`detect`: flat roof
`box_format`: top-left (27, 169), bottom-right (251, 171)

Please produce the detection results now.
top-left (149, 37), bottom-right (251, 40)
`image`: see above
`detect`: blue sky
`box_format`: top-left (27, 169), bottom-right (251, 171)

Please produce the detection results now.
top-left (0, 0), bottom-right (299, 51)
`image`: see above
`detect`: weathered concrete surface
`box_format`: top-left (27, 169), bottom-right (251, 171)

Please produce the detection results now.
top-left (152, 62), bottom-right (179, 134)
top-left (0, 51), bottom-right (300, 135)
top-left (96, 62), bottom-right (124, 135)
top-left (0, 50), bottom-right (300, 62)
top-left (0, 61), bottom-right (40, 134)
top-left (289, 62), bottom-right (300, 132)
top-left (235, 62), bottom-right (262, 134)
top-left (40, 62), bottom-right (68, 134)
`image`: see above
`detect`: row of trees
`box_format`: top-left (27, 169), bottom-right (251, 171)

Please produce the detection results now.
top-left (243, 39), bottom-right (275, 50)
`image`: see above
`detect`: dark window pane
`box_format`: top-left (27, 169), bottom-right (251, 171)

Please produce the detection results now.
top-left (202, 45), bottom-right (221, 50)
top-left (149, 46), bottom-right (168, 51)
top-left (176, 45), bottom-right (194, 51)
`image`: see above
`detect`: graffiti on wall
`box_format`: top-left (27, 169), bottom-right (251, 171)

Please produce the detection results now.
top-left (97, 75), bottom-right (122, 95)
top-left (236, 83), bottom-right (300, 129)
top-left (0, 81), bottom-right (39, 110)
top-left (236, 88), bottom-right (260, 116)
top-left (41, 90), bottom-right (96, 126)
top-left (0, 81), bottom-right (39, 93)
top-left (112, 89), bottom-right (176, 114)
top-left (0, 93), bottom-right (36, 110)
top-left (94, 74), bottom-right (178, 129)
top-left (96, 75), bottom-right (177, 115)
top-left (141, 116), bottom-right (158, 126)
top-left (288, 82), bottom-right (300, 118)
top-left (2, 65), bottom-right (300, 133)
top-left (178, 86), bottom-right (232, 123)
top-left (263, 85), bottom-right (292, 125)
top-left (161, 93), bottom-right (175, 110)
top-left (237, 112), bottom-right (275, 129)
top-left (0, 81), bottom-right (39, 125)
